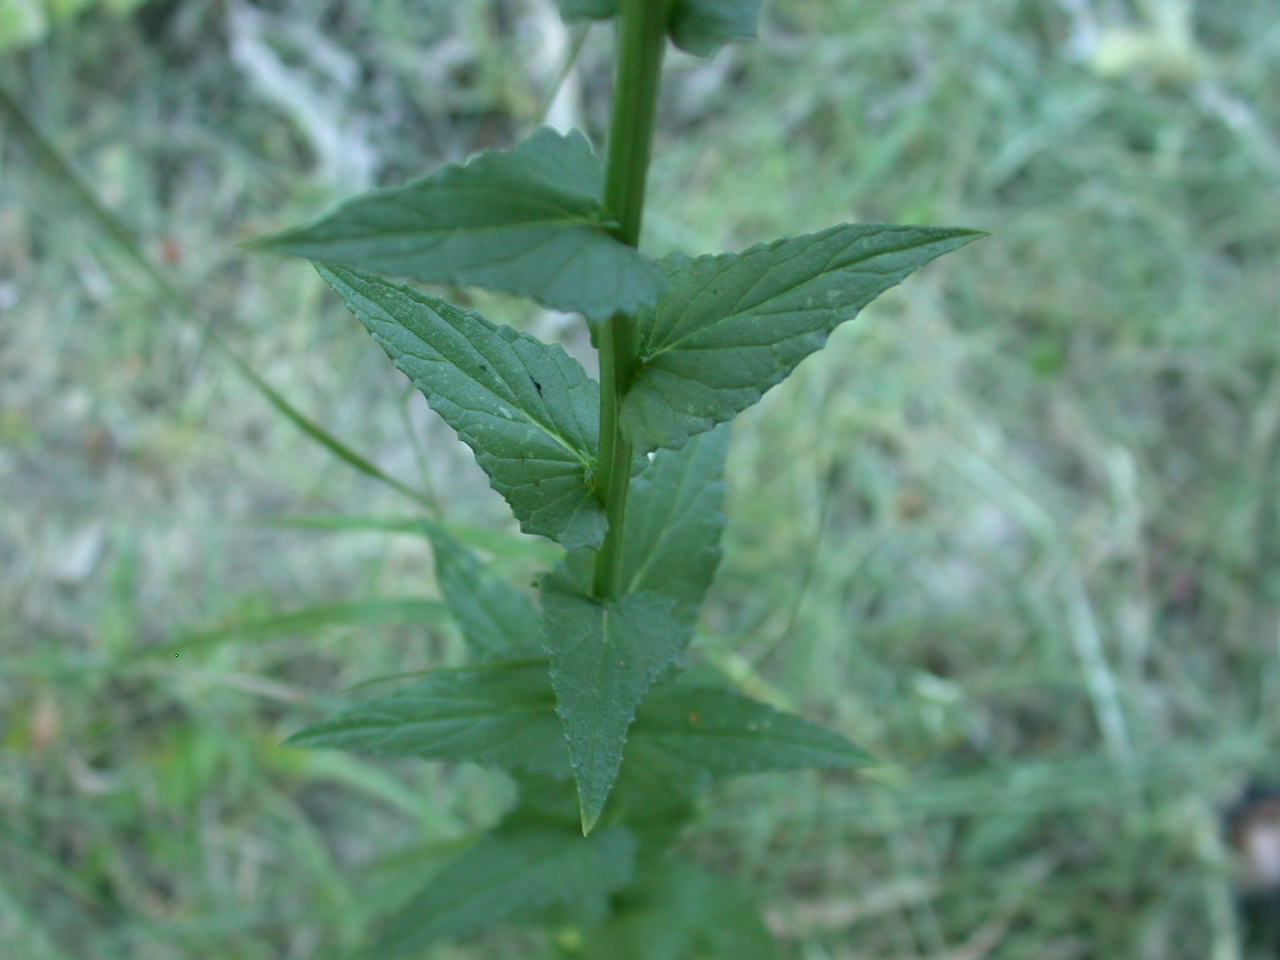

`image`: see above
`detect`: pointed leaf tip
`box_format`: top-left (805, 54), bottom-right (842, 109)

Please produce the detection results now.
top-left (623, 223), bottom-right (981, 453)
top-left (315, 265), bottom-right (607, 549)
top-left (254, 127), bottom-right (665, 321)
top-left (543, 575), bottom-right (692, 833)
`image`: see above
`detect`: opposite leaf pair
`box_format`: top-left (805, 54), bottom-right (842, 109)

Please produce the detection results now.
top-left (289, 660), bottom-right (869, 808)
top-left (288, 520), bottom-right (868, 958)
top-left (265, 131), bottom-right (977, 541)
top-left (361, 814), bottom-right (772, 960)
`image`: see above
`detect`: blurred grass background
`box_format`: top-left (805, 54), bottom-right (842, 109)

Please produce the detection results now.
top-left (2, 0), bottom-right (1279, 957)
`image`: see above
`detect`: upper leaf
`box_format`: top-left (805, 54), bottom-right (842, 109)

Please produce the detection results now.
top-left (318, 265), bottom-right (606, 549)
top-left (622, 224), bottom-right (982, 452)
top-left (254, 127), bottom-right (665, 321)
top-left (630, 684), bottom-right (873, 777)
top-left (669, 0), bottom-right (765, 56)
top-left (426, 523), bottom-right (544, 661)
top-left (581, 859), bottom-right (777, 960)
top-left (619, 422), bottom-right (730, 609)
top-left (542, 571), bottom-right (688, 833)
top-left (554, 0), bottom-right (762, 58)
top-left (287, 661), bottom-right (569, 778)
top-left (374, 819), bottom-right (634, 959)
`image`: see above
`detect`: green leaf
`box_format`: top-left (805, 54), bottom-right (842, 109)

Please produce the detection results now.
top-left (542, 572), bottom-right (689, 833)
top-left (630, 685), bottom-right (873, 777)
top-left (622, 224), bottom-right (983, 453)
top-left (620, 423), bottom-right (729, 609)
top-left (254, 127), bottom-right (664, 322)
top-left (559, 0), bottom-right (616, 20)
top-left (533, 428), bottom-right (730, 831)
top-left (669, 0), bottom-right (765, 56)
top-left (288, 656), bottom-right (865, 786)
top-left (582, 859), bottom-right (777, 960)
top-left (530, 427), bottom-right (735, 832)
top-left (374, 821), bottom-right (634, 959)
top-left (317, 264), bottom-right (607, 549)
top-left (287, 662), bottom-right (570, 778)
top-left (554, 0), bottom-right (762, 55)
top-left (426, 523), bottom-right (544, 661)
top-left (509, 773), bottom-right (583, 825)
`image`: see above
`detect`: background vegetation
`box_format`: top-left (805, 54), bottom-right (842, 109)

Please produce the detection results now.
top-left (2, 0), bottom-right (1278, 957)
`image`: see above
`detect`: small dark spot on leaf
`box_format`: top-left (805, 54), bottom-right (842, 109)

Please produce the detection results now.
top-left (532, 378), bottom-right (543, 395)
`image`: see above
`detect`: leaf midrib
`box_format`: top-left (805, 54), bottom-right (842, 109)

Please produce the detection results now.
top-left (306, 174), bottom-right (602, 229)
top-left (334, 702), bottom-right (554, 728)
top-left (300, 215), bottom-right (607, 243)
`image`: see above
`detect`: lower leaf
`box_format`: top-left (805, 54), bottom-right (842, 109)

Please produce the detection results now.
top-left (630, 684), bottom-right (874, 776)
top-left (287, 661), bottom-right (569, 778)
top-left (581, 858), bottom-right (778, 960)
top-left (288, 664), bottom-right (872, 790)
top-left (426, 522), bottom-right (545, 661)
top-left (374, 821), bottom-right (635, 959)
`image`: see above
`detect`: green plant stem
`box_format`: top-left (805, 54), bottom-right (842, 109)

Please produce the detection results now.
top-left (592, 0), bottom-right (670, 600)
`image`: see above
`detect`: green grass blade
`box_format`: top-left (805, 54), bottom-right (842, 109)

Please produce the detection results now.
top-left (0, 84), bottom-right (433, 509)
top-left (121, 597), bottom-right (447, 662)
top-left (263, 515), bottom-right (561, 564)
